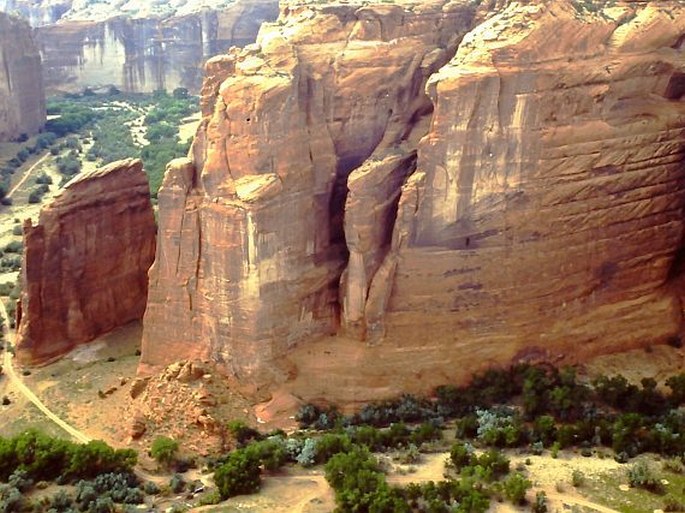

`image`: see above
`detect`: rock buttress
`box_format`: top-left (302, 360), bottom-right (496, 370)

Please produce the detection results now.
top-left (141, 0), bottom-right (478, 392)
top-left (0, 12), bottom-right (45, 141)
top-left (16, 158), bottom-right (156, 364)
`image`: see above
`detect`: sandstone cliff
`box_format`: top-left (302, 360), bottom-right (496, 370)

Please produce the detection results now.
top-left (16, 159), bottom-right (156, 364)
top-left (0, 12), bottom-right (45, 141)
top-left (141, 0), bottom-right (685, 402)
top-left (32, 0), bottom-right (279, 93)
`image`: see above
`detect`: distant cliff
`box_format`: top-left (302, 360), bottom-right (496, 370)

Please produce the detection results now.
top-left (11, 0), bottom-right (280, 94)
top-left (140, 0), bottom-right (685, 403)
top-left (0, 12), bottom-right (45, 141)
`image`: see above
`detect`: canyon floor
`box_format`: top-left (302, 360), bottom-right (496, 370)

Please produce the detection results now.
top-left (1, 318), bottom-right (684, 512)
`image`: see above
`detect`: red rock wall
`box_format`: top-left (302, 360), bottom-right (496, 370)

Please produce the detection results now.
top-left (16, 159), bottom-right (156, 364)
top-left (372, 1), bottom-right (685, 371)
top-left (142, 0), bottom-right (685, 401)
top-left (141, 0), bottom-right (478, 392)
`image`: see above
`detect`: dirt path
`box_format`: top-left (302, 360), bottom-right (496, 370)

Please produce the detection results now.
top-left (0, 300), bottom-right (90, 443)
top-left (8, 152), bottom-right (50, 198)
top-left (545, 491), bottom-right (621, 513)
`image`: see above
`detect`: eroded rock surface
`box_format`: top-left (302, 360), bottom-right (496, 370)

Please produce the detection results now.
top-left (142, 0), bottom-right (685, 403)
top-left (32, 0), bottom-right (279, 93)
top-left (0, 12), bottom-right (45, 141)
top-left (142, 0), bottom-right (478, 392)
top-left (16, 159), bottom-right (156, 364)
top-left (370, 0), bottom-right (685, 375)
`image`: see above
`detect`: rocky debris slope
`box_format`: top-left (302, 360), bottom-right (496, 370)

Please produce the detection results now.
top-left (0, 12), bottom-right (45, 141)
top-left (127, 360), bottom-right (253, 455)
top-left (16, 159), bottom-right (156, 364)
top-left (22, 0), bottom-right (280, 93)
top-left (141, 0), bottom-right (685, 403)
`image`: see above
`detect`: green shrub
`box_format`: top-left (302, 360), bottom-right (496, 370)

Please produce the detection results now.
top-left (571, 469), bottom-right (585, 487)
top-left (533, 490), bottom-right (548, 513)
top-left (628, 460), bottom-right (665, 494)
top-left (214, 450), bottom-right (261, 499)
top-left (3, 241), bottom-right (22, 254)
top-left (502, 472), bottom-right (531, 505)
top-left (150, 436), bottom-right (179, 468)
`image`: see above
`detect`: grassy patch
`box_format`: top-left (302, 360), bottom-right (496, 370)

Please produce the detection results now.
top-left (581, 457), bottom-right (685, 513)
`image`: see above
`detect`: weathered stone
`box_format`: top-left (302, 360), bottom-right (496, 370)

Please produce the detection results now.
top-left (130, 377), bottom-right (150, 399)
top-left (129, 413), bottom-right (147, 439)
top-left (367, 0), bottom-right (685, 381)
top-left (141, 0), bottom-right (478, 394)
top-left (0, 12), bottom-right (45, 141)
top-left (16, 158), bottom-right (156, 364)
top-left (30, 0), bottom-right (279, 94)
top-left (142, 0), bottom-right (685, 405)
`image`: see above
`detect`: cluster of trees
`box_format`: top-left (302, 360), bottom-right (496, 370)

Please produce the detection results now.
top-left (0, 430), bottom-right (136, 483)
top-left (44, 88), bottom-right (197, 198)
top-left (0, 132), bottom-right (59, 204)
top-left (140, 89), bottom-right (195, 197)
top-left (298, 363), bottom-right (685, 460)
top-left (45, 102), bottom-right (98, 138)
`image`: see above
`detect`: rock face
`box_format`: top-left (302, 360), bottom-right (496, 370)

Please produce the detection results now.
top-left (0, 13), bottom-right (45, 141)
top-left (142, 0), bottom-right (685, 401)
top-left (16, 159), bottom-right (156, 364)
top-left (28, 0), bottom-right (280, 93)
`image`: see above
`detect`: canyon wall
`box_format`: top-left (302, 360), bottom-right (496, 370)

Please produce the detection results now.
top-left (141, 0), bottom-right (685, 402)
top-left (0, 12), bottom-right (45, 141)
top-left (16, 159), bottom-right (156, 364)
top-left (33, 0), bottom-right (279, 93)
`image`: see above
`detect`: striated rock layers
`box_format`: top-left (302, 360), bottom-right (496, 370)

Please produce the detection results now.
top-left (33, 0), bottom-right (280, 93)
top-left (16, 159), bottom-right (156, 364)
top-left (0, 12), bottom-right (45, 141)
top-left (142, 0), bottom-right (685, 401)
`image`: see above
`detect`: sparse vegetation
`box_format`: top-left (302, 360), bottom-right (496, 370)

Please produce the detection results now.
top-left (150, 436), bottom-right (179, 469)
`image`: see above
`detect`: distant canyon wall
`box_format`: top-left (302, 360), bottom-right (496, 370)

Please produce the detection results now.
top-left (0, 12), bottom-right (45, 141)
top-left (34, 0), bottom-right (279, 94)
top-left (140, 0), bottom-right (685, 401)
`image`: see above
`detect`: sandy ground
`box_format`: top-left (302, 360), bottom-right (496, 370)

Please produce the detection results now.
top-left (179, 112), bottom-right (201, 142)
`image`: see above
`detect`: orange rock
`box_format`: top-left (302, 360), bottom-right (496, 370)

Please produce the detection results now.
top-left (16, 159), bottom-right (156, 364)
top-left (142, 0), bottom-right (685, 404)
top-left (141, 0), bottom-right (478, 394)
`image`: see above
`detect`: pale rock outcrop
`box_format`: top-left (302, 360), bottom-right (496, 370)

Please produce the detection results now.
top-left (33, 0), bottom-right (280, 93)
top-left (142, 0), bottom-right (685, 403)
top-left (16, 159), bottom-right (156, 364)
top-left (0, 12), bottom-right (45, 141)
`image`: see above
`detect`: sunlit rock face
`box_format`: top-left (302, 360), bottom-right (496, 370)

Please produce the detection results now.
top-left (141, 0), bottom-right (685, 402)
top-left (377, 1), bottom-right (685, 374)
top-left (0, 0), bottom-right (279, 93)
top-left (16, 159), bottom-right (156, 364)
top-left (0, 12), bottom-right (45, 141)
top-left (141, 0), bottom-right (478, 393)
